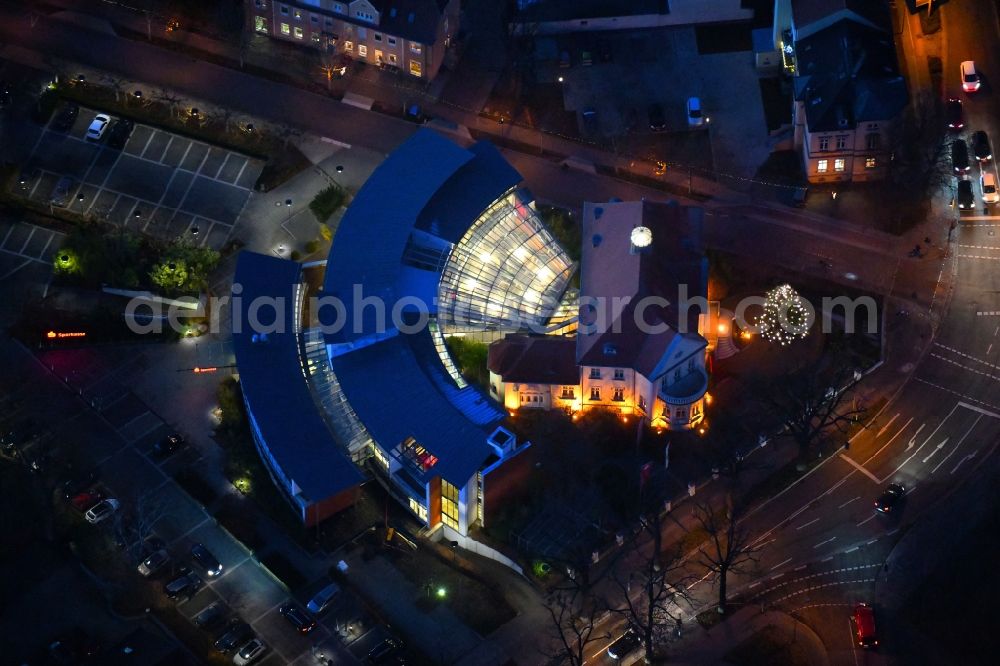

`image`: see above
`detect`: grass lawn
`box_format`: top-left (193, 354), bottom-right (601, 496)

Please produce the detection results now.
top-left (724, 624), bottom-right (813, 666)
top-left (386, 546), bottom-right (516, 636)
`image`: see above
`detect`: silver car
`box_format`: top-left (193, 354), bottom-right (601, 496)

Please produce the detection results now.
top-left (84, 498), bottom-right (119, 524)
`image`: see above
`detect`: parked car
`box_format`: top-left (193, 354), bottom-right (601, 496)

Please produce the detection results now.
top-left (874, 483), bottom-right (905, 513)
top-left (52, 102), bottom-right (79, 131)
top-left (961, 60), bottom-right (981, 92)
top-left (607, 627), bottom-right (640, 660)
top-left (106, 118), bottom-right (134, 149)
top-left (164, 569), bottom-right (202, 599)
top-left (952, 139), bottom-right (971, 173)
top-left (306, 582), bottom-right (341, 614)
top-left (945, 98), bottom-right (964, 129)
top-left (69, 489), bottom-right (103, 513)
top-left (972, 130), bottom-right (992, 161)
top-left (153, 433), bottom-right (184, 457)
top-left (647, 103), bottom-right (666, 131)
top-left (85, 113), bottom-right (111, 141)
top-left (50, 176), bottom-right (75, 207)
top-left (214, 620), bottom-right (253, 653)
top-left (233, 638), bottom-right (266, 665)
top-left (194, 601), bottom-right (228, 630)
top-left (138, 548), bottom-right (171, 577)
top-left (191, 543), bottom-right (223, 577)
top-left (61, 468), bottom-right (99, 498)
top-left (368, 637), bottom-right (405, 664)
top-left (981, 171), bottom-right (999, 204)
top-left (84, 498), bottom-right (120, 524)
top-left (957, 178), bottom-right (975, 210)
top-left (686, 96), bottom-right (705, 127)
top-left (852, 603), bottom-right (878, 648)
top-left (279, 604), bottom-right (316, 634)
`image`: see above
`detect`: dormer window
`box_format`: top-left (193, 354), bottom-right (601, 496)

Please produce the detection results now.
top-left (603, 343), bottom-right (617, 356)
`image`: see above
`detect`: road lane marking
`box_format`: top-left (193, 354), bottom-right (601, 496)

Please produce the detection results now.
top-left (876, 413), bottom-right (900, 438)
top-left (958, 401), bottom-right (1000, 419)
top-left (906, 422), bottom-right (926, 450)
top-left (850, 619), bottom-right (861, 666)
top-left (838, 453), bottom-right (880, 483)
top-left (856, 514), bottom-right (877, 527)
top-left (822, 556), bottom-right (833, 562)
top-left (845, 546), bottom-right (859, 553)
top-left (931, 414), bottom-right (981, 473)
top-left (797, 518), bottom-right (820, 530)
top-left (813, 537), bottom-right (837, 549)
top-left (795, 564), bottom-right (807, 571)
top-left (915, 378), bottom-right (1000, 412)
top-left (951, 452), bottom-right (977, 474)
top-left (921, 438), bottom-right (948, 464)
top-left (838, 496), bottom-right (861, 509)
top-left (770, 557), bottom-right (792, 571)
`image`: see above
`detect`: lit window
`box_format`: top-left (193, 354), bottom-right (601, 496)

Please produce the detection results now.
top-left (441, 480), bottom-right (459, 530)
top-left (293, 9), bottom-right (302, 20)
top-left (613, 368), bottom-right (624, 380)
top-left (817, 159), bottom-right (828, 173)
top-left (836, 136), bottom-right (847, 150)
top-left (294, 26), bottom-right (304, 39)
top-left (410, 42), bottom-right (422, 55)
top-left (408, 497), bottom-right (428, 522)
top-left (254, 16), bottom-right (268, 33)
top-left (311, 32), bottom-right (321, 42)
top-left (834, 158), bottom-right (845, 172)
top-left (388, 53), bottom-right (398, 64)
top-left (372, 445), bottom-right (389, 469)
top-left (819, 137), bottom-right (829, 151)
top-left (358, 44), bottom-right (368, 57)
top-left (280, 22), bottom-right (290, 35)
top-left (560, 386), bottom-right (575, 399)
top-left (344, 40), bottom-right (353, 51)
top-left (254, 0), bottom-right (268, 8)
top-left (638, 395), bottom-right (647, 411)
top-left (612, 387), bottom-right (625, 401)
top-left (590, 386), bottom-right (601, 400)
top-left (865, 157), bottom-right (876, 169)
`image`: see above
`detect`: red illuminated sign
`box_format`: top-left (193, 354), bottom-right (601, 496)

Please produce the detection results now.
top-left (192, 367), bottom-right (218, 374)
top-left (46, 330), bottom-right (87, 339)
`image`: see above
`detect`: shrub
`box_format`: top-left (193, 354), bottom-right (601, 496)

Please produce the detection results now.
top-left (309, 184), bottom-right (346, 223)
top-left (290, 250), bottom-right (302, 261)
top-left (304, 239), bottom-right (320, 254)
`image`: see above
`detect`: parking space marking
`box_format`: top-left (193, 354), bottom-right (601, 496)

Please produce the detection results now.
top-left (0, 259), bottom-right (33, 280)
top-left (215, 152), bottom-right (232, 180)
top-left (233, 159), bottom-right (250, 186)
top-left (0, 224), bottom-right (13, 248)
top-left (16, 226), bottom-right (36, 255)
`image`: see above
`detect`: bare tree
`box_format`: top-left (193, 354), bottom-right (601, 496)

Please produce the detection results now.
top-left (543, 588), bottom-right (609, 666)
top-left (699, 408), bottom-right (770, 488)
top-left (113, 489), bottom-right (168, 566)
top-left (692, 496), bottom-right (759, 615)
top-left (152, 88), bottom-right (183, 119)
top-left (753, 355), bottom-right (866, 463)
top-left (101, 73), bottom-right (129, 103)
top-left (607, 509), bottom-right (691, 663)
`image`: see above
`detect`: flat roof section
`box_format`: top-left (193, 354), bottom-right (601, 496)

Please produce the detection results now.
top-left (232, 251), bottom-right (363, 503)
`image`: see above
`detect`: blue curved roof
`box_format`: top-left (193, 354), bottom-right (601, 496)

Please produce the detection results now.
top-left (232, 252), bottom-right (363, 502)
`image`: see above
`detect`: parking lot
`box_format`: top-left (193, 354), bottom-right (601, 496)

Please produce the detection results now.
top-left (0, 337), bottom-right (407, 665)
top-left (0, 219), bottom-right (64, 279)
top-left (20, 102), bottom-right (263, 250)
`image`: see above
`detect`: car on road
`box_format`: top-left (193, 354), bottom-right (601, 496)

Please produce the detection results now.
top-left (952, 139), bottom-right (970, 173)
top-left (153, 433), bottom-right (185, 457)
top-left (69, 489), bottom-right (103, 513)
top-left (956, 178), bottom-right (975, 210)
top-left (306, 582), bottom-right (341, 614)
top-left (852, 603), bottom-right (878, 648)
top-left (961, 60), bottom-right (981, 92)
top-left (194, 601), bottom-right (228, 631)
top-left (50, 176), bottom-right (75, 208)
top-left (874, 483), bottom-right (905, 513)
top-left (278, 604), bottom-right (316, 634)
top-left (972, 131), bottom-right (992, 161)
top-left (138, 548), bottom-right (171, 577)
top-left (85, 113), bottom-right (111, 141)
top-left (52, 102), bottom-right (79, 131)
top-left (190, 543), bottom-right (223, 577)
top-left (214, 621), bottom-right (253, 653)
top-left (982, 172), bottom-right (999, 204)
top-left (647, 103), bottom-right (666, 131)
top-left (232, 638), bottom-right (266, 665)
top-left (686, 96), bottom-right (704, 127)
top-left (84, 498), bottom-right (119, 524)
top-left (945, 98), bottom-right (963, 130)
top-left (106, 118), bottom-right (134, 149)
top-left (164, 569), bottom-right (202, 600)
top-left (607, 627), bottom-right (640, 660)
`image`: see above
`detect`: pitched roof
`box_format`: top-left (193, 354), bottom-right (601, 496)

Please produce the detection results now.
top-left (791, 0), bottom-right (890, 35)
top-left (793, 15), bottom-right (907, 131)
top-left (513, 0), bottom-right (668, 22)
top-left (577, 201), bottom-right (708, 375)
top-left (369, 0), bottom-right (451, 44)
top-left (232, 252), bottom-right (364, 503)
top-left (487, 334), bottom-right (579, 385)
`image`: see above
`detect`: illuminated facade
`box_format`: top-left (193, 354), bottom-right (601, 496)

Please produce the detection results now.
top-left (489, 200), bottom-right (711, 430)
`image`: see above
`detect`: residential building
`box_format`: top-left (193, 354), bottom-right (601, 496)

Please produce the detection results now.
top-left (511, 0), bottom-right (754, 35)
top-left (774, 0), bottom-right (908, 183)
top-left (247, 0), bottom-right (459, 80)
top-left (489, 200), bottom-right (711, 430)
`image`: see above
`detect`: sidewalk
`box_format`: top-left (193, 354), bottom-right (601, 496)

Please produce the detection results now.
top-left (668, 609), bottom-right (829, 666)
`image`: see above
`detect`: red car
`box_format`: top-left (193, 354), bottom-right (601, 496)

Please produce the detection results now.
top-left (853, 603), bottom-right (877, 648)
top-left (69, 489), bottom-right (103, 513)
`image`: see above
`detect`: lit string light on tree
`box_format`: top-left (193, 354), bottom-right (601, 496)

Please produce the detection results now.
top-left (758, 284), bottom-right (811, 345)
